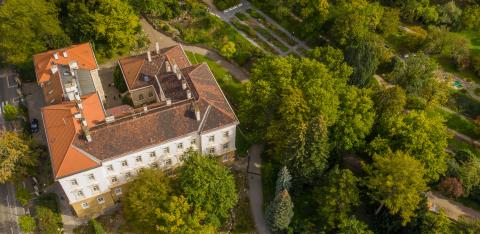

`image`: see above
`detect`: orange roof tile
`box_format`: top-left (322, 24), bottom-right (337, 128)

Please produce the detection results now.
top-left (42, 93), bottom-right (105, 179)
top-left (33, 43), bottom-right (98, 84)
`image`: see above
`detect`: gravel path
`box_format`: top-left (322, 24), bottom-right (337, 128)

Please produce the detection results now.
top-left (427, 191), bottom-right (480, 221)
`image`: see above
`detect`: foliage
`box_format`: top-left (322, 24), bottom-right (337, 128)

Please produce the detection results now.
top-left (114, 65), bottom-right (128, 93)
top-left (420, 210), bottom-right (452, 234)
top-left (307, 46), bottom-right (353, 81)
top-left (0, 0), bottom-right (70, 66)
top-left (19, 215), bottom-right (36, 233)
top-left (266, 189), bottom-right (294, 233)
top-left (65, 0), bottom-right (141, 59)
top-left (179, 151), bottom-right (237, 226)
top-left (275, 166), bottom-right (292, 194)
top-left (0, 131), bottom-right (38, 183)
top-left (438, 177), bottom-right (464, 199)
top-left (458, 157), bottom-right (480, 197)
top-left (437, 1), bottom-right (462, 28)
top-left (364, 151), bottom-right (428, 225)
top-left (373, 86), bottom-right (406, 130)
top-left (333, 87), bottom-right (375, 152)
top-left (129, 0), bottom-right (180, 19)
top-left (345, 38), bottom-right (380, 87)
top-left (123, 169), bottom-right (213, 232)
top-left (36, 194), bottom-right (62, 234)
top-left (424, 26), bottom-right (470, 69)
top-left (220, 41), bottom-right (236, 59)
top-left (3, 104), bottom-right (19, 121)
top-left (455, 217), bottom-right (480, 233)
top-left (214, 0), bottom-right (241, 11)
top-left (89, 219), bottom-right (105, 234)
top-left (461, 5), bottom-right (480, 31)
top-left (378, 7), bottom-right (400, 37)
top-left (15, 186), bottom-right (32, 206)
top-left (314, 167), bottom-right (360, 230)
top-left (337, 217), bottom-right (373, 234)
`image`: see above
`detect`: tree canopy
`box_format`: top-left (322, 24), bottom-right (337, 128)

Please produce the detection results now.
top-left (129, 0), bottom-right (181, 19)
top-left (0, 131), bottom-right (38, 183)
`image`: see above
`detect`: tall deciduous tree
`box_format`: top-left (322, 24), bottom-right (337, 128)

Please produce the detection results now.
top-left (266, 189), bottom-right (294, 233)
top-left (0, 131), bottom-right (38, 183)
top-left (314, 166), bottom-right (360, 229)
top-left (345, 38), bottom-right (380, 87)
top-left (338, 217), bottom-right (373, 234)
top-left (333, 87), bottom-right (375, 152)
top-left (65, 0), bottom-right (141, 58)
top-left (129, 0), bottom-right (180, 19)
top-left (373, 86), bottom-right (406, 132)
top-left (180, 151), bottom-right (237, 226)
top-left (364, 151), bottom-right (427, 225)
top-left (0, 0), bottom-right (70, 66)
top-left (420, 210), bottom-right (452, 234)
top-left (307, 46), bottom-right (353, 81)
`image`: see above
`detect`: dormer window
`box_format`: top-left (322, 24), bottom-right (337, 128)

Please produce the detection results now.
top-left (136, 156), bottom-right (142, 162)
top-left (223, 131), bottom-right (229, 137)
top-left (139, 94), bottom-right (144, 100)
top-left (209, 135), bottom-right (215, 142)
top-left (87, 174), bottom-right (95, 181)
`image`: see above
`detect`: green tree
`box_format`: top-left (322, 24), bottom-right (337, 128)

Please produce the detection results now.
top-left (289, 115), bottom-right (330, 183)
top-left (373, 86), bottom-right (406, 131)
top-left (338, 217), bottom-right (373, 234)
top-left (129, 0), bottom-right (180, 19)
top-left (0, 0), bottom-right (70, 66)
top-left (19, 215), bottom-right (36, 233)
top-left (65, 0), bottom-right (140, 58)
top-left (266, 189), bottom-right (294, 233)
top-left (275, 166), bottom-right (292, 194)
top-left (424, 27), bottom-right (470, 69)
top-left (333, 87), bottom-right (375, 152)
top-left (314, 167), bottom-right (360, 229)
top-left (0, 131), bottom-right (38, 183)
top-left (307, 46), bottom-right (353, 81)
top-left (458, 157), bottom-right (480, 196)
top-left (89, 219), bottom-right (105, 234)
top-left (113, 65), bottom-right (128, 93)
top-left (298, 0), bottom-right (330, 34)
top-left (36, 206), bottom-right (62, 234)
top-left (420, 210), bottom-right (452, 234)
top-left (345, 38), bottom-right (380, 87)
top-left (220, 41), bottom-right (236, 59)
top-left (180, 151), bottom-right (237, 226)
top-left (462, 5), bottom-right (480, 30)
top-left (378, 8), bottom-right (400, 37)
top-left (364, 151), bottom-right (428, 225)
top-left (437, 1), bottom-right (462, 28)
top-left (3, 104), bottom-right (19, 121)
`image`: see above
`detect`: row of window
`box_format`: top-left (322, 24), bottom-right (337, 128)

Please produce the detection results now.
top-left (80, 188), bottom-right (123, 209)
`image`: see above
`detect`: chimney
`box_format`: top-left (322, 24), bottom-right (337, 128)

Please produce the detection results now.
top-left (147, 51), bottom-right (152, 62)
top-left (53, 53), bottom-right (59, 60)
top-left (51, 65), bottom-right (58, 74)
top-left (194, 103), bottom-right (201, 121)
top-left (166, 98), bottom-right (171, 106)
top-left (105, 116), bottom-right (115, 123)
top-left (83, 127), bottom-right (92, 142)
top-left (165, 61), bottom-right (171, 72)
top-left (143, 105), bottom-right (148, 113)
top-left (155, 42), bottom-right (160, 54)
top-left (62, 51), bottom-right (68, 58)
top-left (182, 79), bottom-right (187, 90)
top-left (186, 89), bottom-right (192, 99)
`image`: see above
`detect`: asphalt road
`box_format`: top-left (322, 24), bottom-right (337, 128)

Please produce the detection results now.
top-left (0, 183), bottom-right (22, 234)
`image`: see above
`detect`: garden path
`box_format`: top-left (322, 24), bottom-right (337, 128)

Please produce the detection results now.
top-left (427, 191), bottom-right (480, 221)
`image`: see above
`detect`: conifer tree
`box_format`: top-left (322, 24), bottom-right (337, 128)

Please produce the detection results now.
top-left (275, 166), bottom-right (292, 194)
top-left (266, 189), bottom-right (294, 233)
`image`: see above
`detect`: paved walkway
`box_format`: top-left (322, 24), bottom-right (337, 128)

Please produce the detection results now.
top-left (140, 18), bottom-right (249, 82)
top-left (247, 144), bottom-right (270, 234)
top-left (427, 191), bottom-right (480, 221)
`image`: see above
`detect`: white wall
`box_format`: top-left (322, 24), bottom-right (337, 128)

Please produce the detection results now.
top-left (58, 125), bottom-right (237, 204)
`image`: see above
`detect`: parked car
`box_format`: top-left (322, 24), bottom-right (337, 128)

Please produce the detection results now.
top-left (30, 118), bottom-right (39, 133)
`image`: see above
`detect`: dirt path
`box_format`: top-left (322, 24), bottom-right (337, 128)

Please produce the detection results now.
top-left (427, 191), bottom-right (480, 221)
top-left (140, 18), bottom-right (249, 82)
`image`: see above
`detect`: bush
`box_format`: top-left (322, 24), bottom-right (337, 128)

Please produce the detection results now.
top-left (15, 186), bottom-right (32, 206)
top-left (439, 177), bottom-right (464, 198)
top-left (114, 65), bottom-right (128, 93)
top-left (19, 215), bottom-right (36, 233)
top-left (213, 0), bottom-right (240, 10)
top-left (3, 104), bottom-right (19, 121)
top-left (36, 194), bottom-right (62, 234)
top-left (90, 219), bottom-right (106, 234)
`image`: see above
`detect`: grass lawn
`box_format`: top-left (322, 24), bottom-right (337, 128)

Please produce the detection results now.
top-left (437, 108), bottom-right (480, 140)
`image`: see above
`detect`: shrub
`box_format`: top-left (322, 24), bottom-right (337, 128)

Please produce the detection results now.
top-left (439, 177), bottom-right (464, 198)
top-left (19, 215), bottom-right (36, 233)
top-left (36, 194), bottom-right (62, 234)
top-left (15, 186), bottom-right (32, 206)
top-left (213, 0), bottom-right (240, 10)
top-left (3, 104), bottom-right (19, 121)
top-left (114, 65), bottom-right (128, 93)
top-left (90, 219), bottom-right (106, 234)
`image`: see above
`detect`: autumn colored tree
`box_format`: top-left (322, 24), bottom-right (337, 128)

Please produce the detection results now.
top-left (438, 177), bottom-right (464, 199)
top-left (0, 131), bottom-right (38, 183)
top-left (364, 151), bottom-right (427, 225)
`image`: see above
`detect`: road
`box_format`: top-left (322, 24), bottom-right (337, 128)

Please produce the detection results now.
top-left (0, 183), bottom-right (23, 234)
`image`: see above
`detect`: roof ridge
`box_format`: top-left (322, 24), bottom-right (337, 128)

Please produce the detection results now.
top-left (198, 104), bottom-right (212, 132)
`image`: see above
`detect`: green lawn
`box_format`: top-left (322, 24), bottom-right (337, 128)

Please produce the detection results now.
top-left (460, 31), bottom-right (480, 55)
top-left (436, 108), bottom-right (480, 140)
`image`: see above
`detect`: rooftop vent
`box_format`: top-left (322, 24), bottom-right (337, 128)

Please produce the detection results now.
top-left (74, 113), bottom-right (82, 119)
top-left (53, 53), bottom-right (59, 60)
top-left (143, 105), bottom-right (148, 113)
top-left (62, 51), bottom-right (68, 58)
top-left (166, 98), bottom-right (171, 106)
top-left (50, 65), bottom-right (58, 74)
top-left (182, 79), bottom-right (187, 90)
top-left (105, 115), bottom-right (115, 123)
top-left (186, 89), bottom-right (192, 99)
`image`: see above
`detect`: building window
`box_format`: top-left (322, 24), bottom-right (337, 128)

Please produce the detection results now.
top-left (148, 92), bottom-right (153, 97)
top-left (77, 190), bottom-right (84, 197)
top-left (151, 162), bottom-right (158, 168)
top-left (208, 135), bottom-right (215, 142)
top-left (208, 147), bottom-right (215, 154)
top-left (111, 176), bottom-right (118, 183)
top-left (190, 138), bottom-right (196, 145)
top-left (150, 152), bottom-right (156, 158)
top-left (136, 156), bottom-right (142, 162)
top-left (177, 143), bottom-right (183, 150)
top-left (97, 197), bottom-right (105, 204)
top-left (92, 185), bottom-right (100, 192)
top-left (223, 131), bottom-right (229, 137)
top-left (223, 154), bottom-right (229, 162)
top-left (81, 202), bottom-right (89, 209)
top-left (223, 142), bottom-right (229, 150)
top-left (163, 147), bottom-right (170, 154)
top-left (70, 179), bottom-right (78, 186)
top-left (87, 174), bottom-right (95, 181)
top-left (164, 159), bottom-right (173, 167)
top-left (106, 165), bottom-right (113, 171)
top-left (125, 172), bottom-right (132, 178)
top-left (115, 188), bottom-right (122, 195)
top-left (139, 94), bottom-right (144, 100)
top-left (121, 160), bottom-right (128, 167)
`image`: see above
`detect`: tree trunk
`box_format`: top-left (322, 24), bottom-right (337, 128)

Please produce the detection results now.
top-left (375, 203), bottom-right (384, 215)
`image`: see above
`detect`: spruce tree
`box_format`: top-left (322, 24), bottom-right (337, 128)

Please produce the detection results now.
top-left (275, 166), bottom-right (292, 194)
top-left (266, 189), bottom-right (294, 233)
